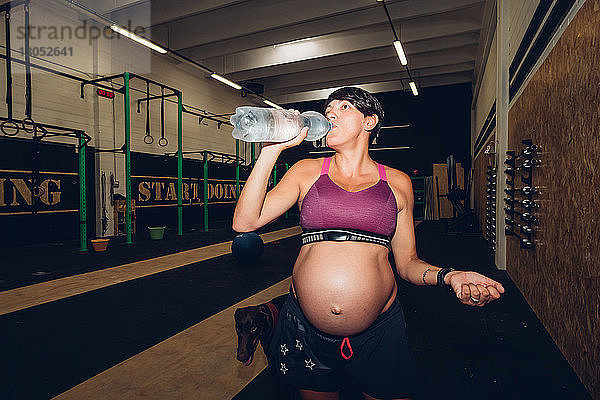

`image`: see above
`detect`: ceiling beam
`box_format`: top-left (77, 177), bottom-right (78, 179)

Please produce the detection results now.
top-left (167, 1), bottom-right (483, 59)
top-left (259, 44), bottom-right (477, 91)
top-left (267, 62), bottom-right (475, 97)
top-left (224, 32), bottom-right (480, 81)
top-left (272, 72), bottom-right (473, 103)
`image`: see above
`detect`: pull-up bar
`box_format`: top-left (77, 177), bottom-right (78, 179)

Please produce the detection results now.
top-left (81, 72), bottom-right (184, 242)
top-left (0, 116), bottom-right (91, 251)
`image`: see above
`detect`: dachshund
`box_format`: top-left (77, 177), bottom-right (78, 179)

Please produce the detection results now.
top-left (234, 294), bottom-right (287, 366)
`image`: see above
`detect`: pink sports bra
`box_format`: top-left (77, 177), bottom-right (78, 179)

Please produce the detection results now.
top-left (299, 157), bottom-right (398, 237)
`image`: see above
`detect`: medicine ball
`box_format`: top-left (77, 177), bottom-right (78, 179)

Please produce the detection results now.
top-left (231, 232), bottom-right (264, 263)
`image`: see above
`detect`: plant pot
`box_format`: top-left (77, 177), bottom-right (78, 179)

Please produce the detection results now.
top-left (91, 238), bottom-right (110, 252)
top-left (148, 226), bottom-right (166, 240)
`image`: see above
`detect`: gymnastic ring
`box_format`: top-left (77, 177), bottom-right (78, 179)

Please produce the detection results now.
top-left (144, 135), bottom-right (154, 144)
top-left (22, 117), bottom-right (37, 134)
top-left (32, 185), bottom-right (46, 197)
top-left (158, 137), bottom-right (168, 147)
top-left (0, 120), bottom-right (20, 136)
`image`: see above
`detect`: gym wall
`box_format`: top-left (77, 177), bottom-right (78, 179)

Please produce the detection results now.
top-left (472, 1), bottom-right (541, 145)
top-left (0, 0), bottom-right (265, 240)
top-left (506, 2), bottom-right (599, 397)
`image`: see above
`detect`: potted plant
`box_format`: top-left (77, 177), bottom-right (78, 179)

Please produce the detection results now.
top-left (91, 238), bottom-right (110, 252)
top-left (148, 226), bottom-right (166, 240)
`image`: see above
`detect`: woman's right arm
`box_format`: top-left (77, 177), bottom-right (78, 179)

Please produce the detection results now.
top-left (232, 127), bottom-right (308, 232)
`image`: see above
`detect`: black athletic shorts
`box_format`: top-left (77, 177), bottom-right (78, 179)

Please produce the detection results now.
top-left (268, 288), bottom-right (415, 399)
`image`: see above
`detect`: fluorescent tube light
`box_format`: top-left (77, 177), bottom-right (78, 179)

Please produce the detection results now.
top-left (210, 74), bottom-right (242, 90)
top-left (369, 146), bottom-right (410, 151)
top-left (409, 81), bottom-right (418, 96)
top-left (308, 149), bottom-right (335, 154)
top-left (263, 100), bottom-right (283, 109)
top-left (110, 25), bottom-right (167, 54)
top-left (393, 40), bottom-right (407, 65)
top-left (309, 146), bottom-right (410, 154)
top-left (381, 124), bottom-right (410, 129)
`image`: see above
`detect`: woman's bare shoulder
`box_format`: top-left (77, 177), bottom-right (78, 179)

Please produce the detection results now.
top-left (289, 157), bottom-right (324, 176)
top-left (382, 166), bottom-right (414, 212)
top-left (383, 166), bottom-right (412, 190)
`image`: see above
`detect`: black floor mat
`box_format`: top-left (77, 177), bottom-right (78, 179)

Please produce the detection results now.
top-left (233, 220), bottom-right (592, 400)
top-left (0, 234), bottom-right (300, 399)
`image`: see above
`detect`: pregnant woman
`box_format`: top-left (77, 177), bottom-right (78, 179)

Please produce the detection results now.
top-left (232, 87), bottom-right (504, 400)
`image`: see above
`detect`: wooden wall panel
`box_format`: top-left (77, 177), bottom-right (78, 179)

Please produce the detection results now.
top-left (473, 136), bottom-right (496, 237)
top-left (432, 163), bottom-right (464, 219)
top-left (507, 2), bottom-right (600, 397)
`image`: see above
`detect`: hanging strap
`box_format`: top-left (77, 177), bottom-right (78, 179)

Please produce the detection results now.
top-left (24, 2), bottom-right (32, 119)
top-left (5, 12), bottom-right (13, 120)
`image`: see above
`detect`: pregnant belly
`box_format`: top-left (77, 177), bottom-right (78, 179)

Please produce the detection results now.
top-left (292, 242), bottom-right (396, 336)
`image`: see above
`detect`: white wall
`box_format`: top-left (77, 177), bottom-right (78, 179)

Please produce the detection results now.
top-left (472, 0), bottom-right (541, 145)
top-left (508, 0), bottom-right (541, 63)
top-left (474, 30), bottom-right (496, 144)
top-left (0, 0), bottom-right (264, 236)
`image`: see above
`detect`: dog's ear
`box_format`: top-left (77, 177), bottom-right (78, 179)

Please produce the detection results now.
top-left (234, 308), bottom-right (244, 324)
top-left (257, 306), bottom-right (272, 327)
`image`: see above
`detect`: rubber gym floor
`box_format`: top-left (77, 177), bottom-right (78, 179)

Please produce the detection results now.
top-left (0, 220), bottom-right (592, 400)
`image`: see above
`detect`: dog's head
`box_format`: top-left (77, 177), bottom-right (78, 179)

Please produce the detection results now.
top-left (234, 305), bottom-right (272, 366)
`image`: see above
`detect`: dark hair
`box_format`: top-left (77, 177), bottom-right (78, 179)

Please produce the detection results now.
top-left (324, 87), bottom-right (384, 143)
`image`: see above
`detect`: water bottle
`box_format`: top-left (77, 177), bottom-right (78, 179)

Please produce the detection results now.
top-left (230, 107), bottom-right (332, 142)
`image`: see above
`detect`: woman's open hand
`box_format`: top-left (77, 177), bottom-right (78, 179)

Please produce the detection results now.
top-left (446, 270), bottom-right (505, 307)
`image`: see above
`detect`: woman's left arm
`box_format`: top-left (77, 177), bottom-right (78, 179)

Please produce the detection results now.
top-left (388, 169), bottom-right (505, 307)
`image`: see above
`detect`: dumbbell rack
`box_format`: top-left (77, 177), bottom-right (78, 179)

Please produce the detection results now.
top-left (484, 143), bottom-right (497, 252)
top-left (485, 165), bottom-right (497, 251)
top-left (504, 139), bottom-right (541, 249)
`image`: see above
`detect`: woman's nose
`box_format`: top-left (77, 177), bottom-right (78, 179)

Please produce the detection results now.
top-left (326, 112), bottom-right (336, 121)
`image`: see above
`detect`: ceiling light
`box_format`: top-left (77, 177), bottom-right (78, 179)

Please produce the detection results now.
top-left (263, 100), bottom-right (283, 109)
top-left (110, 25), bottom-right (167, 54)
top-left (210, 74), bottom-right (242, 90)
top-left (393, 40), bottom-right (407, 66)
top-left (369, 146), bottom-right (410, 151)
top-left (380, 124), bottom-right (410, 129)
top-left (409, 81), bottom-right (418, 96)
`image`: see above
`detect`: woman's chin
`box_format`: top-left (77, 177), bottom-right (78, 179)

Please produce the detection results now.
top-left (326, 136), bottom-right (341, 148)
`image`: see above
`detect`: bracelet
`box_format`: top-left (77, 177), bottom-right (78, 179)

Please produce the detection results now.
top-left (436, 267), bottom-right (456, 287)
top-left (422, 268), bottom-right (431, 285)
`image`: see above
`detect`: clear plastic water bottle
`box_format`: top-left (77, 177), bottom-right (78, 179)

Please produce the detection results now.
top-left (230, 107), bottom-right (332, 142)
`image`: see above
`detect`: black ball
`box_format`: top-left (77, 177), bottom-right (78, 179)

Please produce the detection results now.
top-left (231, 232), bottom-right (264, 263)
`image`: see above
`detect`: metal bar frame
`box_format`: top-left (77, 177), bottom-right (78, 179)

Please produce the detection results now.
top-left (203, 151), bottom-right (208, 231)
top-left (177, 91), bottom-right (183, 235)
top-left (124, 72), bottom-right (132, 244)
top-left (1, 117), bottom-right (90, 250)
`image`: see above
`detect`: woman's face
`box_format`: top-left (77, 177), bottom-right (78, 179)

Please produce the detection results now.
top-left (324, 99), bottom-right (369, 147)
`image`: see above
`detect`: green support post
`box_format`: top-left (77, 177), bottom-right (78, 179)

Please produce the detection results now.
top-left (124, 72), bottom-right (132, 244)
top-left (177, 91), bottom-right (183, 235)
top-left (235, 139), bottom-right (240, 199)
top-left (251, 143), bottom-right (255, 165)
top-left (78, 134), bottom-right (87, 252)
top-left (273, 163), bottom-right (277, 186)
top-left (203, 150), bottom-right (209, 231)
